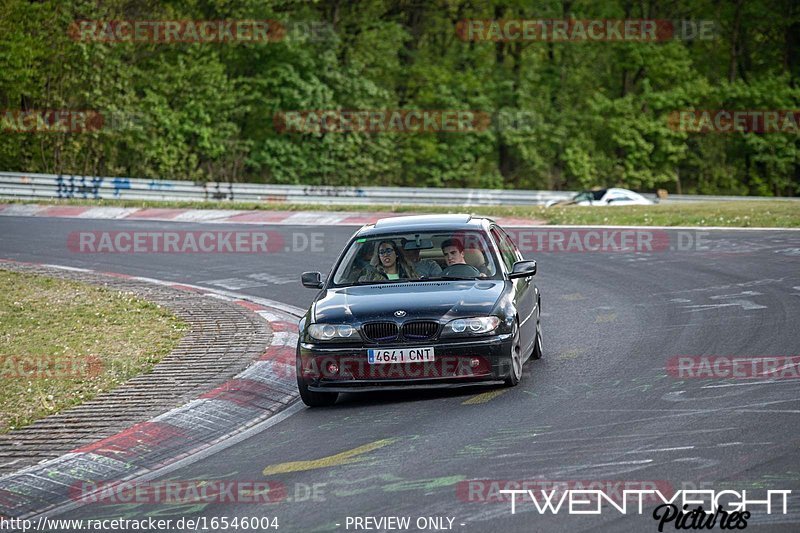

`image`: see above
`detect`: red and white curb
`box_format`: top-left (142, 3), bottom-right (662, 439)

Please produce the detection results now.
top-left (0, 261), bottom-right (304, 519)
top-left (0, 203), bottom-right (542, 227)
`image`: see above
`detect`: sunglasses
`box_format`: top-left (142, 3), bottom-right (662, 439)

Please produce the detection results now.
top-left (378, 247), bottom-right (395, 256)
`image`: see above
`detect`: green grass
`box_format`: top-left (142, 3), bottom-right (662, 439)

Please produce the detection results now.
top-left (0, 270), bottom-right (187, 433)
top-left (538, 201), bottom-right (800, 227)
top-left (3, 197), bottom-right (800, 227)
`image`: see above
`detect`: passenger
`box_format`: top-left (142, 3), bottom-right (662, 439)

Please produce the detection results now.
top-left (401, 239), bottom-right (443, 278)
top-left (346, 243), bottom-right (375, 282)
top-left (358, 240), bottom-right (418, 281)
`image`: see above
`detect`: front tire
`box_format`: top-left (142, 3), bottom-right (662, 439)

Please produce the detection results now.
top-left (504, 320), bottom-right (522, 387)
top-left (296, 350), bottom-right (338, 407)
top-left (532, 301), bottom-right (543, 360)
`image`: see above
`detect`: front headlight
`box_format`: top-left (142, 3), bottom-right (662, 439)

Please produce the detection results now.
top-left (308, 323), bottom-right (357, 341)
top-left (441, 316), bottom-right (500, 337)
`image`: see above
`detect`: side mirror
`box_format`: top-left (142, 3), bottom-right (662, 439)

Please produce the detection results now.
top-left (301, 271), bottom-right (324, 289)
top-left (508, 260), bottom-right (536, 279)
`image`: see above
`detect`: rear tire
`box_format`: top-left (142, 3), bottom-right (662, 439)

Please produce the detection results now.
top-left (296, 350), bottom-right (338, 407)
top-left (504, 320), bottom-right (522, 387)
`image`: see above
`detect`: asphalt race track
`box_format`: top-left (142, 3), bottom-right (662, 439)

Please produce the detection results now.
top-left (1, 215), bottom-right (800, 532)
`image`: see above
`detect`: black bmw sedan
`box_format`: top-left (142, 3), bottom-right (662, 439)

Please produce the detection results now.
top-left (297, 214), bottom-right (542, 406)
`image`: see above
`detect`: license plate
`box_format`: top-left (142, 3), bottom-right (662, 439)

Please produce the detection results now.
top-left (367, 347), bottom-right (435, 364)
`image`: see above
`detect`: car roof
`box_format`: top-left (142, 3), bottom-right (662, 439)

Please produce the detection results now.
top-left (357, 214), bottom-right (492, 236)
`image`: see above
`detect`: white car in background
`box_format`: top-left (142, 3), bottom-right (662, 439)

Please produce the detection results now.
top-left (546, 188), bottom-right (654, 207)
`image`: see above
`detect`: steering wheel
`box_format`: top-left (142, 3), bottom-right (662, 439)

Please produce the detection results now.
top-left (441, 263), bottom-right (481, 278)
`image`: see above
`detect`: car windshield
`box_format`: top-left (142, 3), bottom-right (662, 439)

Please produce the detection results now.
top-left (574, 190), bottom-right (607, 201)
top-left (331, 231), bottom-right (500, 286)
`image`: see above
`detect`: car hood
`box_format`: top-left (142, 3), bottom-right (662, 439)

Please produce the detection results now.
top-left (313, 280), bottom-right (505, 323)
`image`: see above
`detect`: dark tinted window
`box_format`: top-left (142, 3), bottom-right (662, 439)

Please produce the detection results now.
top-left (490, 228), bottom-right (517, 271)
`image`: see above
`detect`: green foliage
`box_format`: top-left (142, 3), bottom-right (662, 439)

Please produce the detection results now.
top-left (0, 0), bottom-right (797, 195)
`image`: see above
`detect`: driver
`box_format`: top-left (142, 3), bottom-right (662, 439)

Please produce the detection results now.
top-left (441, 238), bottom-right (467, 266)
top-left (441, 238), bottom-right (488, 277)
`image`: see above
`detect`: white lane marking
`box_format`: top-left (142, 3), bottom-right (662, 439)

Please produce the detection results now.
top-left (508, 428), bottom-right (737, 450)
top-left (663, 391), bottom-right (685, 401)
top-left (0, 204), bottom-right (48, 216)
top-left (204, 293), bottom-right (233, 301)
top-left (77, 207), bottom-right (139, 219)
top-left (625, 446), bottom-right (695, 453)
top-left (258, 310), bottom-right (299, 324)
top-left (773, 248), bottom-right (800, 256)
top-left (586, 398), bottom-right (800, 415)
top-left (132, 275), bottom-right (173, 286)
top-left (271, 331), bottom-right (299, 346)
top-left (654, 278), bottom-right (785, 295)
top-left (683, 299), bottom-right (767, 312)
top-left (171, 209), bottom-right (243, 222)
top-left (701, 381), bottom-right (786, 388)
top-left (680, 291), bottom-right (769, 312)
top-left (202, 274), bottom-right (297, 290)
top-left (43, 264), bottom-right (91, 272)
top-left (247, 272), bottom-right (297, 284)
top-left (202, 278), bottom-right (266, 290)
top-left (736, 410), bottom-right (800, 414)
top-left (710, 290), bottom-right (763, 299)
top-left (283, 212), bottom-right (347, 225)
top-left (545, 459), bottom-right (654, 477)
top-left (671, 457), bottom-right (720, 469)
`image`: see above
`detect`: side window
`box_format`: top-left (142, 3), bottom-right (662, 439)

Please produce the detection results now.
top-left (490, 228), bottom-right (516, 272)
top-left (497, 227), bottom-right (523, 261)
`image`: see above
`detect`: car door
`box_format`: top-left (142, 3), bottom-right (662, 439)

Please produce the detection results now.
top-left (491, 226), bottom-right (536, 355)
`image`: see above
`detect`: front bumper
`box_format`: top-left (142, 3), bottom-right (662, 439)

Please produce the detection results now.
top-left (298, 333), bottom-right (513, 392)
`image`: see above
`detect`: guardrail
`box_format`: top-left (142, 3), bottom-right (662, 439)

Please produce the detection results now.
top-left (0, 171), bottom-right (796, 206)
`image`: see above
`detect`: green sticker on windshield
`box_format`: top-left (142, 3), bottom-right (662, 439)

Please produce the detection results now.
top-left (356, 238), bottom-right (367, 243)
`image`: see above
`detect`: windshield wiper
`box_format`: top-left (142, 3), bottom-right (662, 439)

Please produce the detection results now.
top-left (340, 279), bottom-right (412, 286)
top-left (416, 276), bottom-right (477, 281)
